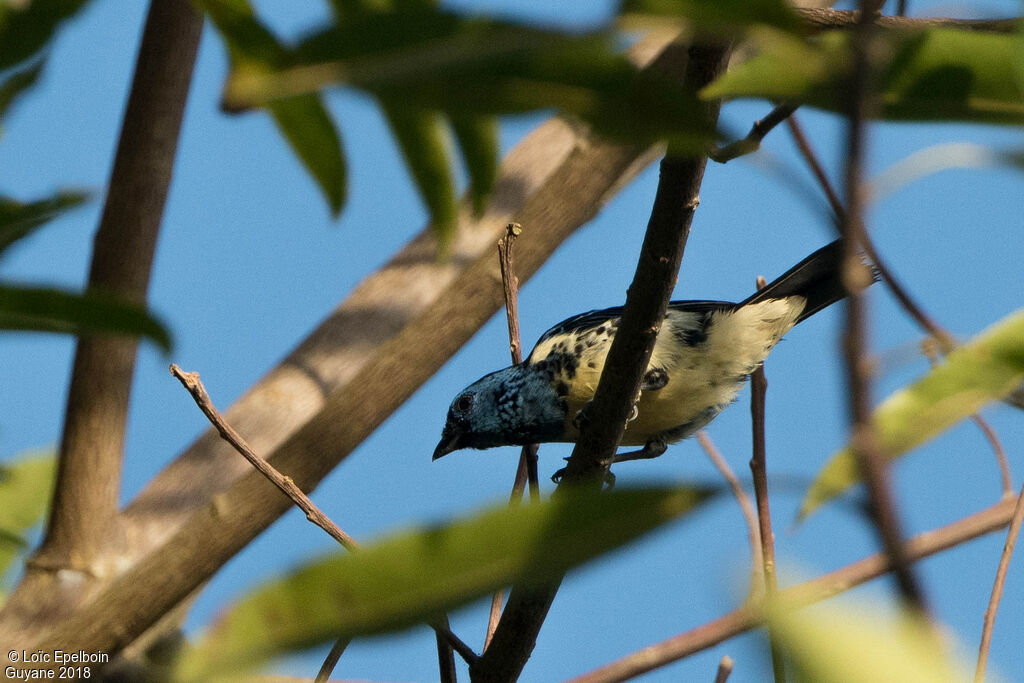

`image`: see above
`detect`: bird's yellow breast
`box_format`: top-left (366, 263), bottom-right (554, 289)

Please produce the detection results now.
top-left (540, 298), bottom-right (805, 446)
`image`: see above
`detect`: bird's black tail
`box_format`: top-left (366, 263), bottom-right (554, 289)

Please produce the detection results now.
top-left (739, 240), bottom-right (876, 323)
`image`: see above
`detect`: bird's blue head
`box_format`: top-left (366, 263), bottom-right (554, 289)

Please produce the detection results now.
top-left (432, 364), bottom-right (567, 460)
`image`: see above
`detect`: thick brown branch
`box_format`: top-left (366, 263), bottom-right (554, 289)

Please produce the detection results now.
top-left (569, 496), bottom-right (1018, 683)
top-left (34, 0), bottom-right (202, 574)
top-left (7, 99), bottom-right (660, 662)
top-left (471, 39), bottom-right (733, 683)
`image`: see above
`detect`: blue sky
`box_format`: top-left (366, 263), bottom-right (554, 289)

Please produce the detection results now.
top-left (1, 1), bottom-right (1022, 681)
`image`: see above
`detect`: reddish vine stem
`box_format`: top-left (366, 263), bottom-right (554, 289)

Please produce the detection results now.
top-left (749, 275), bottom-right (785, 682)
top-left (975, 483), bottom-right (1024, 682)
top-left (696, 431), bottom-right (762, 597)
top-left (840, 0), bottom-right (928, 612)
top-left (569, 496), bottom-right (1017, 683)
top-left (786, 115), bottom-right (1012, 496)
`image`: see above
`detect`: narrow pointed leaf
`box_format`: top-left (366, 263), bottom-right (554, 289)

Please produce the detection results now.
top-left (703, 27), bottom-right (1024, 125)
top-left (269, 95), bottom-right (347, 216)
top-left (619, 0), bottom-right (802, 35)
top-left (220, 7), bottom-right (714, 151)
top-left (176, 485), bottom-right (714, 680)
top-left (0, 453), bottom-right (56, 579)
top-left (450, 114), bottom-right (498, 217)
top-left (380, 102), bottom-right (456, 242)
top-left (801, 309), bottom-right (1024, 519)
top-left (0, 191), bottom-right (89, 257)
top-left (196, 0), bottom-right (348, 216)
top-left (0, 285), bottom-right (172, 351)
top-left (770, 599), bottom-right (969, 682)
top-left (0, 59), bottom-right (44, 124)
top-left (0, 0), bottom-right (92, 71)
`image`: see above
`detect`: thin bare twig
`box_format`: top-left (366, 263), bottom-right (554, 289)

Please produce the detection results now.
top-left (710, 102), bottom-right (799, 164)
top-left (696, 431), bottom-right (762, 597)
top-left (486, 223), bottom-right (542, 651)
top-left (497, 222), bottom-right (541, 503)
top-left (569, 496), bottom-right (1018, 683)
top-left (169, 364), bottom-right (478, 672)
top-left (970, 416), bottom-right (1012, 499)
top-left (841, 0), bottom-right (928, 612)
top-left (170, 364), bottom-right (358, 550)
top-left (975, 483), bottom-right (1024, 682)
top-left (748, 277), bottom-right (785, 683)
top-left (315, 638), bottom-right (350, 683)
top-left (713, 656), bottom-right (734, 683)
top-left (788, 116), bottom-right (1013, 497)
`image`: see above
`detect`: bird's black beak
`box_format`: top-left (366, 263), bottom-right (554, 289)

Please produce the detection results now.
top-left (432, 425), bottom-right (463, 461)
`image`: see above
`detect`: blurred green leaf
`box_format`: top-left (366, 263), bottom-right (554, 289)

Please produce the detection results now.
top-left (0, 284), bottom-right (172, 351)
top-left (770, 599), bottom-right (969, 682)
top-left (0, 0), bottom-right (92, 72)
top-left (0, 191), bottom-right (89, 257)
top-left (193, 0), bottom-right (348, 217)
top-left (0, 59), bottom-right (44, 125)
top-left (450, 114), bottom-right (498, 217)
top-left (221, 7), bottom-right (714, 149)
top-left (801, 309), bottom-right (1024, 519)
top-left (0, 453), bottom-right (56, 580)
top-left (268, 96), bottom-right (347, 216)
top-left (175, 485), bottom-right (714, 680)
top-left (380, 102), bottom-right (457, 242)
top-left (704, 27), bottom-right (1024, 125)
top-left (619, 0), bottom-right (801, 35)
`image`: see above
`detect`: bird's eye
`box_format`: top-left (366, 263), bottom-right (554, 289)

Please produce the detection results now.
top-left (454, 393), bottom-right (474, 414)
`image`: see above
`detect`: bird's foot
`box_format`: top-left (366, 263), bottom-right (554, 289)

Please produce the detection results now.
top-left (550, 457), bottom-right (616, 489)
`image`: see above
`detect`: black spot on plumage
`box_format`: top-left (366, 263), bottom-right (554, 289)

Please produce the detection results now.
top-left (555, 381), bottom-right (569, 396)
top-left (595, 325), bottom-right (606, 335)
top-left (642, 367), bottom-right (669, 391)
top-left (672, 309), bottom-right (712, 346)
top-left (573, 342), bottom-right (584, 356)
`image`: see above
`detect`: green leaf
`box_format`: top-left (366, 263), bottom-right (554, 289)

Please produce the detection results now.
top-left (0, 0), bottom-right (92, 72)
top-left (770, 599), bottom-right (969, 682)
top-left (0, 59), bottom-right (44, 124)
top-left (703, 27), bottom-right (1024, 125)
top-left (801, 309), bottom-right (1024, 519)
top-left (0, 453), bottom-right (56, 580)
top-left (0, 285), bottom-right (172, 351)
top-left (450, 114), bottom-right (498, 217)
top-left (0, 191), bottom-right (89, 257)
top-left (195, 0), bottom-right (348, 217)
top-left (221, 7), bottom-right (714, 150)
top-left (380, 102), bottom-right (456, 243)
top-left (619, 0), bottom-right (802, 35)
top-left (268, 95), bottom-right (347, 216)
top-left (175, 485), bottom-right (714, 680)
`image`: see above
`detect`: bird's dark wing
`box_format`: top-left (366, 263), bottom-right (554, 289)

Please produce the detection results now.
top-left (529, 300), bottom-right (736, 355)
